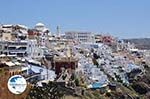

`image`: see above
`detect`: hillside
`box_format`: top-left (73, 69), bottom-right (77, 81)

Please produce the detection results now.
top-left (123, 38), bottom-right (150, 50)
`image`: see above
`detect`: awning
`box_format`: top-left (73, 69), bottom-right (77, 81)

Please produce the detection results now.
top-left (5, 61), bottom-right (15, 67)
top-left (14, 61), bottom-right (21, 65)
top-left (25, 58), bottom-right (41, 65)
top-left (0, 54), bottom-right (6, 57)
top-left (129, 48), bottom-right (138, 52)
top-left (7, 55), bottom-right (17, 57)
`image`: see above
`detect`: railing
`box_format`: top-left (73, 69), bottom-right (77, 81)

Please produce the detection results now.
top-left (25, 73), bottom-right (52, 82)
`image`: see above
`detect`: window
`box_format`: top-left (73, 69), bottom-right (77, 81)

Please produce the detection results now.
top-left (5, 37), bottom-right (8, 40)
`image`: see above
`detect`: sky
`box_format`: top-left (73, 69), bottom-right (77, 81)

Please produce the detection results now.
top-left (0, 0), bottom-right (150, 39)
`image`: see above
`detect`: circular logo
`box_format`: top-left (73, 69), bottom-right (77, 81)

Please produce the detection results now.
top-left (7, 75), bottom-right (27, 94)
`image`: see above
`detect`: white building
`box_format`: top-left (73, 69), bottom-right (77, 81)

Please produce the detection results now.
top-left (35, 23), bottom-right (49, 47)
top-left (65, 31), bottom-right (95, 43)
top-left (0, 40), bottom-right (28, 57)
top-left (27, 40), bottom-right (44, 59)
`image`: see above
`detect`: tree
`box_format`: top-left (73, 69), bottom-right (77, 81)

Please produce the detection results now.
top-left (27, 82), bottom-right (64, 99)
top-left (92, 58), bottom-right (99, 67)
top-left (75, 78), bottom-right (80, 86)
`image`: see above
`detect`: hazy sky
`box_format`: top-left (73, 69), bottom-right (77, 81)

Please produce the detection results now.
top-left (0, 0), bottom-right (150, 38)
